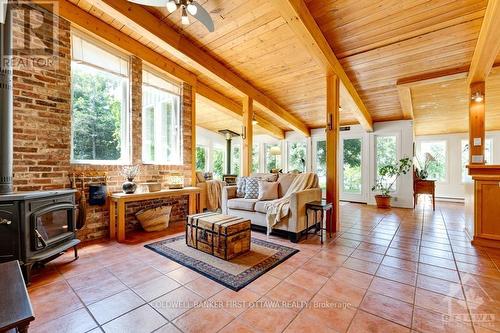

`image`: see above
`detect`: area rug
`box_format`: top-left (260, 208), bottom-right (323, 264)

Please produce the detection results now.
top-left (145, 235), bottom-right (299, 291)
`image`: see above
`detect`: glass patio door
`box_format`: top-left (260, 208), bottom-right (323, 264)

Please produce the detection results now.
top-left (340, 136), bottom-right (365, 203)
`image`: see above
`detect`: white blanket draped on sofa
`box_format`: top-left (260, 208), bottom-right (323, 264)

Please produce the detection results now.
top-left (264, 172), bottom-right (318, 235)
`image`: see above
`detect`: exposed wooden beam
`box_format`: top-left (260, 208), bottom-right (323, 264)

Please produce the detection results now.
top-left (468, 0), bottom-right (500, 84)
top-left (242, 97), bottom-right (253, 177)
top-left (273, 0), bottom-right (373, 132)
top-left (397, 66), bottom-right (470, 88)
top-left (326, 74), bottom-right (340, 232)
top-left (87, 0), bottom-right (310, 137)
top-left (38, 0), bottom-right (285, 140)
top-left (396, 86), bottom-right (414, 120)
top-left (196, 84), bottom-right (285, 139)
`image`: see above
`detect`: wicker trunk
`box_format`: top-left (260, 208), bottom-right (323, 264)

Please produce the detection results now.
top-left (186, 212), bottom-right (251, 260)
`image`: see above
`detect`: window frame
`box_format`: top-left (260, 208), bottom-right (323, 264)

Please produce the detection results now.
top-left (374, 134), bottom-right (400, 192)
top-left (70, 32), bottom-right (131, 165)
top-left (141, 67), bottom-right (182, 165)
top-left (416, 139), bottom-right (449, 184)
top-left (286, 139), bottom-right (308, 173)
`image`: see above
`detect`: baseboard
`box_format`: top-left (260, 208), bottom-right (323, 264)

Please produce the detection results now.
top-left (435, 197), bottom-right (464, 203)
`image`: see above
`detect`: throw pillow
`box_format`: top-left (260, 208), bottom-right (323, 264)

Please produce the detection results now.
top-left (236, 176), bottom-right (247, 198)
top-left (244, 177), bottom-right (259, 199)
top-left (257, 180), bottom-right (278, 200)
top-left (277, 173), bottom-right (298, 197)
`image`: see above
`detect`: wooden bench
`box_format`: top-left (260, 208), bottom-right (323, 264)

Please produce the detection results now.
top-left (0, 261), bottom-right (35, 333)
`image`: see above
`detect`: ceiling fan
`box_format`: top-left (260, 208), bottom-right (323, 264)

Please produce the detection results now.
top-left (127, 0), bottom-right (215, 32)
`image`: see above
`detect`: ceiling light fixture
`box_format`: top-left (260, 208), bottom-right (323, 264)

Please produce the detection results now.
top-left (181, 6), bottom-right (190, 25)
top-left (166, 0), bottom-right (177, 13)
top-left (128, 0), bottom-right (214, 32)
top-left (471, 91), bottom-right (484, 103)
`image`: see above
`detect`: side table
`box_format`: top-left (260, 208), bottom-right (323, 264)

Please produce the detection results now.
top-left (305, 200), bottom-right (333, 244)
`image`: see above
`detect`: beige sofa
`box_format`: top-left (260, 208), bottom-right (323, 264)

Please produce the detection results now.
top-left (221, 173), bottom-right (321, 242)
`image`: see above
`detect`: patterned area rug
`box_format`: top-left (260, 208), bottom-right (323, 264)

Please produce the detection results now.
top-left (145, 235), bottom-right (299, 291)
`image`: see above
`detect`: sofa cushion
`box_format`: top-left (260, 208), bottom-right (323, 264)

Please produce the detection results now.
top-left (244, 177), bottom-right (260, 199)
top-left (196, 171), bottom-right (206, 183)
top-left (278, 173), bottom-right (298, 197)
top-left (254, 201), bottom-right (270, 214)
top-left (236, 176), bottom-right (247, 198)
top-left (227, 198), bottom-right (258, 211)
top-left (258, 180), bottom-right (278, 200)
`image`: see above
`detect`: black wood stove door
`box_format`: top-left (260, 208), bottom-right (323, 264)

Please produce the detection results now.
top-left (0, 202), bottom-right (20, 262)
top-left (31, 203), bottom-right (75, 251)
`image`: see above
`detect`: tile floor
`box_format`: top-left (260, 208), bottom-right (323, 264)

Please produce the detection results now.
top-left (27, 200), bottom-right (500, 333)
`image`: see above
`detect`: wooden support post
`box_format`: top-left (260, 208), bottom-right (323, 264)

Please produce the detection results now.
top-left (191, 83), bottom-right (197, 186)
top-left (468, 81), bottom-right (486, 165)
top-left (242, 96), bottom-right (253, 177)
top-left (326, 75), bottom-right (340, 233)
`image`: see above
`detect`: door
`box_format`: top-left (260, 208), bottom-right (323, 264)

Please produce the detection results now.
top-left (340, 136), bottom-right (365, 202)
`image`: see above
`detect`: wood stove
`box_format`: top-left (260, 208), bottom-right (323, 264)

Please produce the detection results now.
top-left (0, 190), bottom-right (80, 283)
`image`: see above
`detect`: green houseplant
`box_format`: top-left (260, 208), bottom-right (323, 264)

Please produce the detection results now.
top-left (372, 157), bottom-right (412, 208)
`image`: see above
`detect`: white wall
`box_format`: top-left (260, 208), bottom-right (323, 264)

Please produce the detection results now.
top-left (415, 131), bottom-right (500, 200)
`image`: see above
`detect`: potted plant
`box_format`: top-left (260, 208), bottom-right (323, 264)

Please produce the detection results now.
top-left (372, 157), bottom-right (412, 209)
top-left (414, 153), bottom-right (436, 180)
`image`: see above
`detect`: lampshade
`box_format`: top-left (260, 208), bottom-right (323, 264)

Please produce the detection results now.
top-left (270, 146), bottom-right (281, 156)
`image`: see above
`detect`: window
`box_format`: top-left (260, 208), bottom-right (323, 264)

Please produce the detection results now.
top-left (315, 140), bottom-right (326, 190)
top-left (142, 69), bottom-right (181, 164)
top-left (196, 146), bottom-right (207, 172)
top-left (265, 144), bottom-right (282, 172)
top-left (418, 141), bottom-right (447, 182)
top-left (287, 141), bottom-right (307, 173)
top-left (376, 136), bottom-right (397, 191)
top-left (231, 144), bottom-right (241, 176)
top-left (71, 33), bottom-right (129, 163)
top-left (461, 139), bottom-right (493, 182)
top-left (343, 138), bottom-right (362, 194)
top-left (213, 147), bottom-right (225, 180)
top-left (252, 144), bottom-right (260, 173)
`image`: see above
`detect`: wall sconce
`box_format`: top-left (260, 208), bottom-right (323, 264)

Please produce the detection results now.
top-left (471, 91), bottom-right (484, 103)
top-left (327, 113), bottom-right (333, 131)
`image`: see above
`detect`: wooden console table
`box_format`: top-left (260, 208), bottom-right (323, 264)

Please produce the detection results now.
top-left (109, 187), bottom-right (201, 242)
top-left (414, 178), bottom-right (436, 211)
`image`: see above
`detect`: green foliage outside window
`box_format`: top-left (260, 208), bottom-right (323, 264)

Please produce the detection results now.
top-left (196, 146), bottom-right (206, 171)
top-left (265, 144), bottom-right (281, 172)
top-left (252, 144), bottom-right (259, 173)
top-left (72, 65), bottom-right (123, 161)
top-left (213, 149), bottom-right (224, 180)
top-left (288, 142), bottom-right (306, 172)
top-left (343, 138), bottom-right (362, 193)
top-left (419, 141), bottom-right (446, 181)
top-left (232, 146), bottom-right (241, 176)
top-left (316, 140), bottom-right (326, 190)
top-left (376, 136), bottom-right (397, 190)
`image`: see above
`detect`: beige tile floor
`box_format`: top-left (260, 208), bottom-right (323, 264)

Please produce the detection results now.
top-left (27, 200), bottom-right (500, 333)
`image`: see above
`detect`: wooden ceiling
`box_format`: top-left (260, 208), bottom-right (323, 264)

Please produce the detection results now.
top-left (64, 0), bottom-right (497, 136)
top-left (413, 66), bottom-right (500, 136)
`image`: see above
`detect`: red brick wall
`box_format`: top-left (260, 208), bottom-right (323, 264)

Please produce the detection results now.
top-left (11, 6), bottom-right (194, 241)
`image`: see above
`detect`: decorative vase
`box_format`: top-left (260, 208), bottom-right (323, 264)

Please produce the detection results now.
top-left (418, 169), bottom-right (428, 180)
top-left (122, 177), bottom-right (137, 194)
top-left (375, 195), bottom-right (391, 209)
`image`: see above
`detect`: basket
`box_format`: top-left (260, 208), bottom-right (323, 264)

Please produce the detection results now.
top-left (136, 205), bottom-right (172, 232)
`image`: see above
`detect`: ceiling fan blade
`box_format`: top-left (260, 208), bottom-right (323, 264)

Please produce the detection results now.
top-left (192, 1), bottom-right (214, 32)
top-left (127, 0), bottom-right (168, 7)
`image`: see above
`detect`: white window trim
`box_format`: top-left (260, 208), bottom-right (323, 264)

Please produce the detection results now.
top-left (373, 133), bottom-right (401, 193)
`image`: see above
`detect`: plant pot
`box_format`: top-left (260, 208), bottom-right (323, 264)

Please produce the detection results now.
top-left (375, 195), bottom-right (391, 209)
